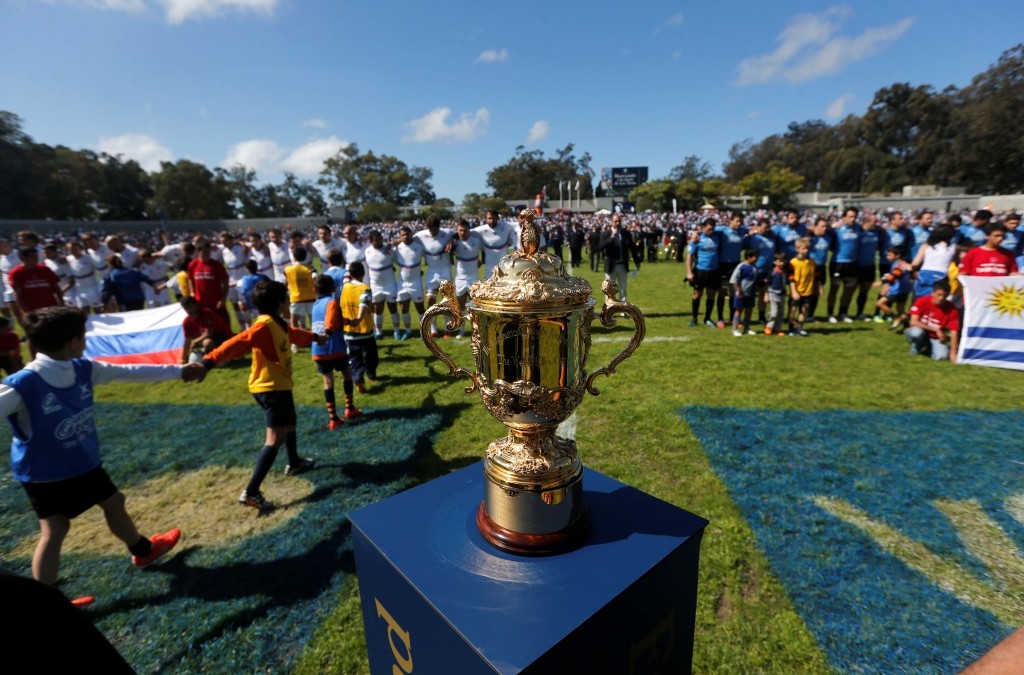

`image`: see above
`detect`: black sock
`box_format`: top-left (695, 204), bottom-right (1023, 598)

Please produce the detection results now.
top-left (691, 298), bottom-right (700, 321)
top-left (285, 430), bottom-right (299, 465)
top-left (246, 445), bottom-right (279, 494)
top-left (704, 301), bottom-right (713, 323)
top-left (716, 294), bottom-right (725, 322)
top-left (808, 296), bottom-right (819, 318)
top-left (128, 537), bottom-right (152, 557)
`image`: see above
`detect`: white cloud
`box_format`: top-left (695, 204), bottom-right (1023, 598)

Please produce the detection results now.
top-left (280, 136), bottom-right (347, 176)
top-left (301, 118), bottom-right (327, 129)
top-left (526, 120), bottom-right (549, 144)
top-left (221, 139), bottom-right (284, 172)
top-left (96, 133), bottom-right (172, 172)
top-left (735, 7), bottom-right (914, 86)
top-left (158, 0), bottom-right (279, 24)
top-left (666, 12), bottom-right (683, 26)
top-left (476, 48), bottom-right (508, 64)
top-left (826, 93), bottom-right (855, 119)
top-left (402, 107), bottom-right (490, 144)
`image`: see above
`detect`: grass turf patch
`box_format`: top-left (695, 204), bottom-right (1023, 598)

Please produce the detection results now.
top-left (0, 401), bottom-right (471, 673)
top-left (682, 406), bottom-right (1023, 673)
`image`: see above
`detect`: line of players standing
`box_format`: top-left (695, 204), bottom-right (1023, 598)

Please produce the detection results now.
top-left (682, 207), bottom-right (1023, 329)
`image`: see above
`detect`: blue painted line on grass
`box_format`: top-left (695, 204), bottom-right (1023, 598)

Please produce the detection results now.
top-left (680, 406), bottom-right (1022, 674)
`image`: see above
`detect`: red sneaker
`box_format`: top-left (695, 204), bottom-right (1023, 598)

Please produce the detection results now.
top-left (132, 528), bottom-right (181, 568)
top-left (344, 406), bottom-right (362, 420)
top-left (71, 595), bottom-right (95, 608)
top-left (328, 417), bottom-right (344, 431)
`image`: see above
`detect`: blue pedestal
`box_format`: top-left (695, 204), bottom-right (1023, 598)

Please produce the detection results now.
top-left (349, 462), bottom-right (708, 675)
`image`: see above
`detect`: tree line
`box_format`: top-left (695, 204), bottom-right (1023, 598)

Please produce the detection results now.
top-left (631, 43), bottom-right (1024, 212)
top-left (2, 44), bottom-right (1021, 221)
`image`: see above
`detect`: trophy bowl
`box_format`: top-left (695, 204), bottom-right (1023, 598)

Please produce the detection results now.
top-left (421, 210), bottom-right (645, 555)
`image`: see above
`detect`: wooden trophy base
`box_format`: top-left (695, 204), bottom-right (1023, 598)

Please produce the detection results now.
top-left (476, 501), bottom-right (591, 556)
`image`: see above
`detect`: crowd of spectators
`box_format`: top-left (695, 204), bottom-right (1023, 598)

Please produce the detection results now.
top-left (0, 204), bottom-right (1019, 369)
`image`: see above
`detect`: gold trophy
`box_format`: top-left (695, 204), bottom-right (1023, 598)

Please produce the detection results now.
top-left (421, 210), bottom-right (646, 555)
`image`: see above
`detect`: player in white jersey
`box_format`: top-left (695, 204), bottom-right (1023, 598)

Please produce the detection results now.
top-left (138, 248), bottom-right (171, 307)
top-left (341, 224), bottom-right (368, 266)
top-left (477, 209), bottom-right (516, 278)
top-left (81, 233), bottom-right (112, 280)
top-left (414, 214), bottom-right (456, 337)
top-left (65, 240), bottom-right (103, 312)
top-left (266, 229), bottom-right (291, 282)
top-left (157, 240), bottom-right (187, 270)
top-left (218, 232), bottom-right (251, 329)
top-left (105, 235), bottom-right (139, 269)
top-left (247, 233), bottom-right (274, 279)
top-left (0, 239), bottom-right (22, 321)
top-left (312, 224), bottom-right (344, 268)
top-left (365, 230), bottom-right (402, 340)
top-left (452, 219), bottom-right (484, 338)
top-left (394, 225), bottom-right (426, 340)
top-left (42, 243), bottom-right (75, 306)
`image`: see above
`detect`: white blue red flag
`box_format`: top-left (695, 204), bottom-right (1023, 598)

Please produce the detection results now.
top-left (957, 275), bottom-right (1024, 371)
top-left (84, 304), bottom-right (186, 365)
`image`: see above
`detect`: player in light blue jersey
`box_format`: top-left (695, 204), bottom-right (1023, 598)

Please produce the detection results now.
top-left (827, 207), bottom-right (861, 323)
top-left (715, 213), bottom-right (748, 326)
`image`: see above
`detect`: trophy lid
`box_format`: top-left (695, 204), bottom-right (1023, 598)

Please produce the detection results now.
top-left (470, 210), bottom-right (592, 310)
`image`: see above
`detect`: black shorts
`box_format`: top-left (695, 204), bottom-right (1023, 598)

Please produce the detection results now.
top-left (314, 357), bottom-right (350, 375)
top-left (857, 265), bottom-right (877, 283)
top-left (719, 263), bottom-right (739, 289)
top-left (814, 266), bottom-right (827, 285)
top-left (252, 390), bottom-right (297, 428)
top-left (692, 269), bottom-right (722, 290)
top-left (22, 466), bottom-right (118, 520)
top-left (832, 262), bottom-right (858, 280)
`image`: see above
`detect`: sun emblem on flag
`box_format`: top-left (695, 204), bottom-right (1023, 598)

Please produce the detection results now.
top-left (986, 283), bottom-right (1024, 318)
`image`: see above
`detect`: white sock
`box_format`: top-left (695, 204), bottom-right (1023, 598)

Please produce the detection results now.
top-left (374, 314), bottom-right (383, 333)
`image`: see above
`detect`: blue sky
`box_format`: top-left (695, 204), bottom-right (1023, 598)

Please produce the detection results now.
top-left (2, 0), bottom-right (1021, 202)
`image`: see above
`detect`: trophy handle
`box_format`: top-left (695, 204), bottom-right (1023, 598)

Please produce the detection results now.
top-left (585, 280), bottom-right (646, 396)
top-left (420, 280), bottom-right (478, 394)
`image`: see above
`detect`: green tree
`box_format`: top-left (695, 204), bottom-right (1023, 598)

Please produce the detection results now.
top-left (97, 154), bottom-right (153, 220)
top-left (947, 44), bottom-right (1024, 193)
top-left (737, 165), bottom-right (804, 209)
top-left (424, 197), bottom-right (456, 220)
top-left (0, 111), bottom-right (33, 218)
top-left (668, 155), bottom-right (713, 182)
top-left (319, 144), bottom-right (435, 207)
top-left (461, 192), bottom-right (508, 217)
top-left (486, 144), bottom-right (594, 200)
top-left (150, 159), bottom-right (234, 220)
top-left (630, 179), bottom-right (676, 212)
top-left (357, 202), bottom-right (399, 222)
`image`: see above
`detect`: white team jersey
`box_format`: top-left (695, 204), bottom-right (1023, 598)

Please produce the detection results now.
top-left (341, 239), bottom-right (367, 265)
top-left (414, 229), bottom-right (455, 271)
top-left (249, 247), bottom-right (273, 277)
top-left (87, 243), bottom-right (112, 278)
top-left (160, 244), bottom-right (185, 269)
top-left (267, 242), bottom-right (290, 282)
top-left (477, 223), bottom-right (515, 276)
top-left (220, 243), bottom-right (248, 284)
top-left (453, 232), bottom-right (484, 280)
top-left (395, 240), bottom-right (425, 281)
top-left (43, 258), bottom-right (70, 284)
top-left (66, 254), bottom-right (99, 290)
top-left (365, 245), bottom-right (397, 290)
top-left (312, 238), bottom-right (344, 266)
top-left (139, 259), bottom-right (170, 306)
top-left (118, 244), bottom-right (139, 269)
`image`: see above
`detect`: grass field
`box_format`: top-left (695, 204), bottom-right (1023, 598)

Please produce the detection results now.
top-left (1, 258), bottom-right (1020, 673)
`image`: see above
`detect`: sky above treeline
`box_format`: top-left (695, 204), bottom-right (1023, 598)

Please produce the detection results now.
top-left (2, 0), bottom-right (1021, 201)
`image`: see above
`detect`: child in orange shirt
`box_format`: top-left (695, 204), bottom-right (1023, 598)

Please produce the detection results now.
top-left (202, 280), bottom-right (325, 510)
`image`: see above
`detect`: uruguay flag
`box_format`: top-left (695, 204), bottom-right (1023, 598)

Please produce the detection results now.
top-left (957, 275), bottom-right (1024, 371)
top-left (84, 304), bottom-right (186, 365)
